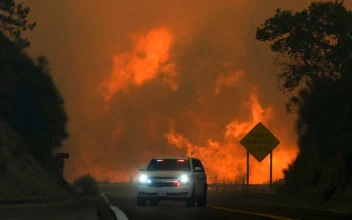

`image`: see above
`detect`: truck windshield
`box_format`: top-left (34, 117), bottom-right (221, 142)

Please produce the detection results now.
top-left (146, 159), bottom-right (191, 171)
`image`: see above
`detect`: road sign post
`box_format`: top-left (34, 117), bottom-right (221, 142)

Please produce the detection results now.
top-left (270, 151), bottom-right (273, 191)
top-left (240, 122), bottom-right (280, 191)
top-left (246, 150), bottom-right (249, 188)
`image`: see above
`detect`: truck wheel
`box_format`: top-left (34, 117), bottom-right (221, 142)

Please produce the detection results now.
top-left (197, 184), bottom-right (207, 207)
top-left (186, 184), bottom-right (196, 207)
top-left (149, 199), bottom-right (159, 206)
top-left (137, 197), bottom-right (146, 206)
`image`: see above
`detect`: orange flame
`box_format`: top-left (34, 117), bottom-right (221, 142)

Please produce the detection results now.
top-left (214, 69), bottom-right (245, 95)
top-left (69, 148), bottom-right (130, 182)
top-left (165, 90), bottom-right (298, 184)
top-left (98, 27), bottom-right (177, 101)
top-left (84, 26), bottom-right (298, 184)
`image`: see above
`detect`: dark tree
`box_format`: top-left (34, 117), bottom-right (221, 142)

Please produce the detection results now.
top-left (256, 1), bottom-right (352, 196)
top-left (0, 0), bottom-right (36, 48)
top-left (256, 0), bottom-right (352, 154)
top-left (0, 1), bottom-right (68, 164)
top-left (256, 0), bottom-right (352, 92)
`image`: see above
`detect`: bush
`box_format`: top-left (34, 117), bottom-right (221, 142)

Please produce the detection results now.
top-left (256, 1), bottom-right (352, 200)
top-left (72, 174), bottom-right (100, 196)
top-left (0, 2), bottom-right (69, 166)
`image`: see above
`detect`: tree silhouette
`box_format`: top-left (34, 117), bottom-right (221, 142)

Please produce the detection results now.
top-left (0, 1), bottom-right (68, 165)
top-left (256, 0), bottom-right (352, 197)
top-left (0, 0), bottom-right (36, 48)
top-left (256, 0), bottom-right (352, 92)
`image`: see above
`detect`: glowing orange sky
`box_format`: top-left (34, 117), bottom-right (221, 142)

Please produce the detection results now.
top-left (99, 27), bottom-right (177, 101)
top-left (93, 27), bottom-right (298, 183)
top-left (165, 90), bottom-right (298, 183)
top-left (20, 0), bottom-right (349, 183)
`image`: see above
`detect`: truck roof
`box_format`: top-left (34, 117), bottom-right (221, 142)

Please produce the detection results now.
top-left (152, 156), bottom-right (199, 160)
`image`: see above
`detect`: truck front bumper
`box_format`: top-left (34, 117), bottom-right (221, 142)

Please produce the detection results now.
top-left (136, 185), bottom-right (193, 200)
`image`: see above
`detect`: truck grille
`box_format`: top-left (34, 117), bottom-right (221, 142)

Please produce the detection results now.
top-left (166, 192), bottom-right (188, 196)
top-left (148, 181), bottom-right (179, 187)
top-left (139, 192), bottom-right (158, 196)
top-left (149, 176), bottom-right (178, 180)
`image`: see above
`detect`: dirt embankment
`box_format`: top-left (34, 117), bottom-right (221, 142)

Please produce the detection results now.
top-left (275, 175), bottom-right (352, 214)
top-left (0, 119), bottom-right (73, 204)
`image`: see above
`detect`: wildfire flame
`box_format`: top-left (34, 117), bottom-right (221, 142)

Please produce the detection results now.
top-left (165, 90), bottom-right (298, 184)
top-left (85, 27), bottom-right (299, 184)
top-left (98, 27), bottom-right (177, 102)
top-left (214, 69), bottom-right (245, 95)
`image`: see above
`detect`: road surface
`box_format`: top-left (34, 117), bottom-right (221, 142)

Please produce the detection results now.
top-left (0, 196), bottom-right (114, 220)
top-left (100, 184), bottom-right (352, 220)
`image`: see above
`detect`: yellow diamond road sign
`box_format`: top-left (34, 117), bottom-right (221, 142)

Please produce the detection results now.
top-left (240, 122), bottom-right (280, 162)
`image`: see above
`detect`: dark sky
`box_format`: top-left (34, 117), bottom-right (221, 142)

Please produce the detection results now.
top-left (21, 0), bottom-right (352, 183)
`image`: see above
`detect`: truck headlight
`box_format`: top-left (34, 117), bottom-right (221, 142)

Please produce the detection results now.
top-left (180, 174), bottom-right (189, 183)
top-left (139, 174), bottom-right (148, 183)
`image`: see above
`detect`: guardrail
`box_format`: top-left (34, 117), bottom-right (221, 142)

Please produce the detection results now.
top-left (97, 182), bottom-right (274, 194)
top-left (207, 184), bottom-right (272, 192)
top-left (207, 184), bottom-right (242, 192)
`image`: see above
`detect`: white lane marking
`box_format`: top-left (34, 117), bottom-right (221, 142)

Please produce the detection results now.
top-left (110, 206), bottom-right (129, 220)
top-left (101, 192), bottom-right (111, 204)
top-left (101, 192), bottom-right (116, 204)
top-left (101, 192), bottom-right (129, 220)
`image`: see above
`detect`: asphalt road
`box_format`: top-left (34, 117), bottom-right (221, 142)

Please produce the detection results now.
top-left (101, 185), bottom-right (352, 220)
top-left (0, 197), bottom-right (113, 220)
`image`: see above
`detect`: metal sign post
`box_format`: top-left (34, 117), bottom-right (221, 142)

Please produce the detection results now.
top-left (270, 151), bottom-right (273, 191)
top-left (240, 122), bottom-right (280, 191)
top-left (246, 150), bottom-right (249, 188)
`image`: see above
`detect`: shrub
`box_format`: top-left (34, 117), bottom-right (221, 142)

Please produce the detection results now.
top-left (72, 174), bottom-right (100, 196)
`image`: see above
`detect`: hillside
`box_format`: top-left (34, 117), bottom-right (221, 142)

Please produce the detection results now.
top-left (0, 119), bottom-right (73, 204)
top-left (254, 1), bottom-right (352, 213)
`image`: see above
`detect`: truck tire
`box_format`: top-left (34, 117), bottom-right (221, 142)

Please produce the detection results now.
top-left (149, 199), bottom-right (159, 206)
top-left (186, 184), bottom-right (196, 207)
top-left (137, 197), bottom-right (146, 206)
top-left (197, 184), bottom-right (207, 207)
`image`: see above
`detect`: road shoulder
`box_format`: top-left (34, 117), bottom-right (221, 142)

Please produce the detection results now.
top-left (0, 195), bottom-right (116, 220)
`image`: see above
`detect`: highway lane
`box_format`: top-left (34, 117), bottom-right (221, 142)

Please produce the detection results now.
top-left (107, 195), bottom-right (270, 220)
top-left (0, 200), bottom-right (98, 220)
top-left (101, 185), bottom-right (352, 220)
top-left (0, 196), bottom-right (115, 220)
top-left (208, 193), bottom-right (352, 220)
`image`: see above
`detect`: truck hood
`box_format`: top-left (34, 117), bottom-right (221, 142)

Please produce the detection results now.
top-left (143, 170), bottom-right (191, 177)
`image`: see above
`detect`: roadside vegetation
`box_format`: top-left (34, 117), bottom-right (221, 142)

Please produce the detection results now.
top-left (256, 0), bottom-right (352, 204)
top-left (72, 174), bottom-right (100, 196)
top-left (0, 1), bottom-right (68, 171)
